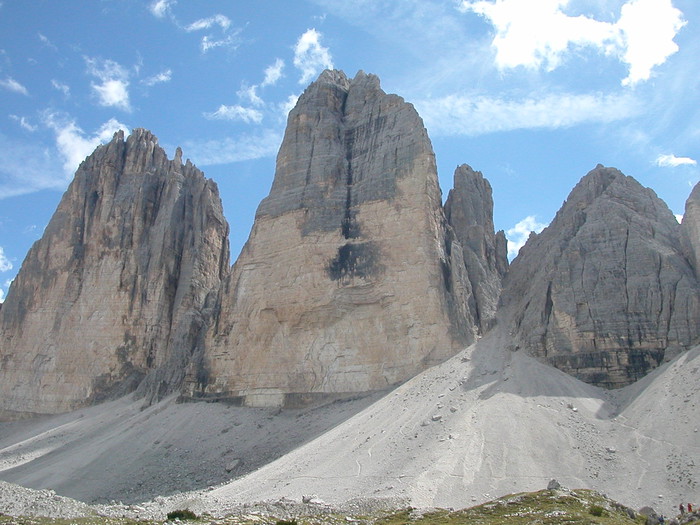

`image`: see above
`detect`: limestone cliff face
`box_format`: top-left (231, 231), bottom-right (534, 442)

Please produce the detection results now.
top-left (191, 70), bottom-right (475, 407)
top-left (444, 165), bottom-right (508, 332)
top-left (681, 181), bottom-right (700, 277)
top-left (0, 129), bottom-right (229, 417)
top-left (501, 165), bottom-right (700, 388)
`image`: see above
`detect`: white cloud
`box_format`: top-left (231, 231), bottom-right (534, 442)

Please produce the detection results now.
top-left (184, 129), bottom-right (282, 165)
top-left (0, 134), bottom-right (58, 198)
top-left (416, 91), bottom-right (640, 136)
top-left (51, 79), bottom-right (70, 97)
top-left (281, 94), bottom-right (300, 118)
top-left (9, 115), bottom-right (37, 132)
top-left (262, 58), bottom-right (285, 87)
top-left (294, 29), bottom-right (333, 84)
top-left (185, 14), bottom-right (231, 32)
top-left (0, 246), bottom-right (12, 272)
top-left (143, 69), bottom-right (172, 86)
top-left (204, 104), bottom-right (263, 124)
top-left (459, 0), bottom-right (686, 85)
top-left (656, 154), bottom-right (697, 168)
top-left (460, 0), bottom-right (616, 71)
top-left (675, 214), bottom-right (683, 224)
top-left (0, 77), bottom-right (29, 96)
top-left (201, 33), bottom-right (240, 53)
top-left (38, 32), bottom-right (58, 51)
top-left (506, 215), bottom-right (548, 259)
top-left (618, 0), bottom-right (686, 85)
top-left (85, 57), bottom-right (131, 111)
top-left (238, 84), bottom-right (263, 106)
top-left (0, 288), bottom-right (5, 303)
top-left (44, 113), bottom-right (129, 176)
top-left (150, 0), bottom-right (175, 18)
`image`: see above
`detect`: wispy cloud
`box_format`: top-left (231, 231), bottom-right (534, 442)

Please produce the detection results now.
top-left (204, 104), bottom-right (263, 124)
top-left (238, 84), bottom-right (263, 106)
top-left (262, 58), bottom-right (285, 87)
top-left (51, 79), bottom-right (70, 97)
top-left (184, 129), bottom-right (282, 166)
top-left (44, 113), bottom-right (129, 176)
top-left (9, 115), bottom-right (37, 132)
top-left (149, 0), bottom-right (175, 19)
top-left (416, 92), bottom-right (640, 137)
top-left (656, 154), bottom-right (697, 167)
top-left (459, 0), bottom-right (686, 86)
top-left (0, 133), bottom-right (62, 198)
top-left (200, 33), bottom-right (240, 53)
top-left (185, 14), bottom-right (231, 32)
top-left (506, 215), bottom-right (547, 259)
top-left (0, 77), bottom-right (29, 96)
top-left (38, 32), bottom-right (58, 51)
top-left (0, 246), bottom-right (12, 272)
top-left (294, 29), bottom-right (333, 84)
top-left (85, 57), bottom-right (131, 111)
top-left (142, 69), bottom-right (172, 86)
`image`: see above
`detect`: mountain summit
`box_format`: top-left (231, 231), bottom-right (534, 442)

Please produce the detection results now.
top-left (0, 71), bottom-right (698, 419)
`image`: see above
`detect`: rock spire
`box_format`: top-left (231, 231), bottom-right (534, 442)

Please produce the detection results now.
top-left (0, 129), bottom-right (229, 417)
top-left (189, 70), bottom-right (477, 407)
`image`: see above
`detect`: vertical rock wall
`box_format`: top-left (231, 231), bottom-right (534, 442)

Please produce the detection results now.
top-left (191, 71), bottom-right (476, 407)
top-left (0, 129), bottom-right (229, 417)
top-left (501, 165), bottom-right (700, 387)
top-left (444, 164), bottom-right (508, 332)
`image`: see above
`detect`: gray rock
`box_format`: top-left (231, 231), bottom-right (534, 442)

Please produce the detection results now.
top-left (501, 165), bottom-right (700, 388)
top-left (193, 70), bottom-right (476, 407)
top-left (444, 164), bottom-right (508, 332)
top-left (680, 181), bottom-right (700, 277)
top-left (0, 129), bottom-right (230, 417)
top-left (547, 479), bottom-right (561, 490)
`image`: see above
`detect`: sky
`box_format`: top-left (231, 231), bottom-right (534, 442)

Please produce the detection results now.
top-left (0, 0), bottom-right (698, 302)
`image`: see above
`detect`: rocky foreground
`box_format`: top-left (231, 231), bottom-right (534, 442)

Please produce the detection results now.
top-left (2, 481), bottom-right (699, 525)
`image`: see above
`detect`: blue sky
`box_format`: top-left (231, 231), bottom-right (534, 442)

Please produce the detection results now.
top-left (0, 0), bottom-right (698, 302)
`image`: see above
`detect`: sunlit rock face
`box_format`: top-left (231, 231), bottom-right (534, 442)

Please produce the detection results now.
top-left (191, 70), bottom-right (477, 407)
top-left (0, 129), bottom-right (229, 418)
top-left (501, 165), bottom-right (700, 388)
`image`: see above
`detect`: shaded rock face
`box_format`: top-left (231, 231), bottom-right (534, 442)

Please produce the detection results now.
top-left (191, 70), bottom-right (476, 407)
top-left (681, 181), bottom-right (700, 277)
top-left (501, 165), bottom-right (700, 388)
top-left (444, 164), bottom-right (508, 332)
top-left (0, 129), bottom-right (229, 418)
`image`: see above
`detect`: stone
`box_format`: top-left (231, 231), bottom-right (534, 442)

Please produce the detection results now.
top-left (680, 181), bottom-right (700, 277)
top-left (501, 165), bottom-right (700, 388)
top-left (187, 70), bottom-right (476, 407)
top-left (444, 164), bottom-right (508, 331)
top-left (0, 129), bottom-right (229, 418)
top-left (547, 479), bottom-right (561, 490)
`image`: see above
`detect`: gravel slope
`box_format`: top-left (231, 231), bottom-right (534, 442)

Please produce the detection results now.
top-left (1, 330), bottom-right (698, 518)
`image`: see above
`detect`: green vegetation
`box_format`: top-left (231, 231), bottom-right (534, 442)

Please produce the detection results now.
top-left (166, 509), bottom-right (199, 521)
top-left (2, 489), bottom-right (700, 525)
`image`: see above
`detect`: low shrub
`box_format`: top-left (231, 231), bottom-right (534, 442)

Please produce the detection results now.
top-left (589, 504), bottom-right (606, 517)
top-left (167, 509), bottom-right (199, 521)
